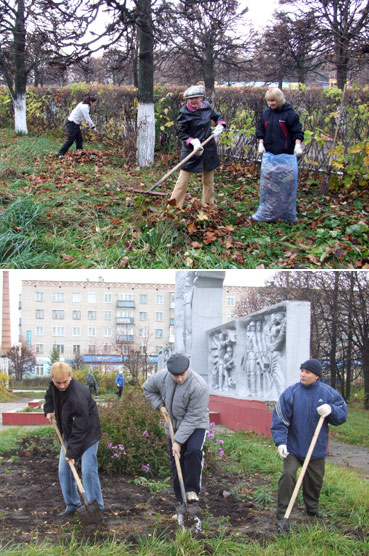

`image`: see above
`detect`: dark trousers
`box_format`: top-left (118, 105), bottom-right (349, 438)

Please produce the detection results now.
top-left (59, 121), bottom-right (83, 155)
top-left (277, 454), bottom-right (325, 519)
top-left (116, 386), bottom-right (123, 398)
top-left (169, 428), bottom-right (206, 503)
top-left (88, 384), bottom-right (97, 396)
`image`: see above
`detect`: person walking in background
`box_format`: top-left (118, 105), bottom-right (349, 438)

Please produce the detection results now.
top-left (169, 85), bottom-right (226, 209)
top-left (86, 370), bottom-right (98, 397)
top-left (115, 370), bottom-right (126, 398)
top-left (44, 362), bottom-right (104, 517)
top-left (58, 96), bottom-right (97, 158)
top-left (142, 353), bottom-right (209, 523)
top-left (271, 358), bottom-right (347, 530)
top-left (251, 87), bottom-right (304, 223)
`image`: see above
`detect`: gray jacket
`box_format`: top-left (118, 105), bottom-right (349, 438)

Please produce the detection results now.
top-left (142, 368), bottom-right (209, 445)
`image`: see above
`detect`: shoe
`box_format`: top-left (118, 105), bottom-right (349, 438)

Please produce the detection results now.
top-left (186, 491), bottom-right (199, 503)
top-left (56, 508), bottom-right (77, 518)
top-left (306, 510), bottom-right (328, 519)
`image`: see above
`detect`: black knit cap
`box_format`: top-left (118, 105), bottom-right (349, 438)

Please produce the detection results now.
top-left (167, 353), bottom-right (190, 375)
top-left (300, 358), bottom-right (322, 377)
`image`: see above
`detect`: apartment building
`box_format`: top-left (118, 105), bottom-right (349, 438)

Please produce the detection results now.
top-left (20, 278), bottom-right (250, 375)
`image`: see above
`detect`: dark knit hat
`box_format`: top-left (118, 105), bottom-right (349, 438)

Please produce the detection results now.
top-left (300, 358), bottom-right (322, 377)
top-left (167, 353), bottom-right (190, 375)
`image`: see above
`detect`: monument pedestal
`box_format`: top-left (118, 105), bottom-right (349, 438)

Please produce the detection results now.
top-left (209, 395), bottom-right (273, 437)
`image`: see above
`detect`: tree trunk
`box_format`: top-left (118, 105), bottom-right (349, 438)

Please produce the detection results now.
top-left (203, 33), bottom-right (215, 100)
top-left (136, 0), bottom-right (155, 167)
top-left (13, 0), bottom-right (28, 134)
top-left (329, 272), bottom-right (339, 390)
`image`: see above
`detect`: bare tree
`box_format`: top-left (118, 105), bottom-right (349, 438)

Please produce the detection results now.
top-left (6, 340), bottom-right (36, 381)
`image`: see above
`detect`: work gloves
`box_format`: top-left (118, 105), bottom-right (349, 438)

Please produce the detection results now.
top-left (277, 444), bottom-right (289, 458)
top-left (294, 143), bottom-right (303, 157)
top-left (190, 138), bottom-right (204, 156)
top-left (213, 124), bottom-right (224, 137)
top-left (258, 143), bottom-right (266, 158)
top-left (317, 404), bottom-right (331, 417)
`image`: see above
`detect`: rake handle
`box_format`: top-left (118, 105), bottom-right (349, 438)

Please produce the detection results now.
top-left (149, 133), bottom-right (216, 191)
top-left (165, 411), bottom-right (187, 507)
top-left (283, 414), bottom-right (325, 520)
top-left (52, 420), bottom-right (88, 506)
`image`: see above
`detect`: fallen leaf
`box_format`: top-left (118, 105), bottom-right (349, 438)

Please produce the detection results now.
top-left (61, 253), bottom-right (74, 261)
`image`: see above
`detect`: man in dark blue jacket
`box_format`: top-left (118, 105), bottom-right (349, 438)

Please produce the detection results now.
top-left (271, 358), bottom-right (347, 527)
top-left (44, 362), bottom-right (104, 517)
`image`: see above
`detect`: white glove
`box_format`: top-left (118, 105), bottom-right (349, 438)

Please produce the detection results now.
top-left (190, 138), bottom-right (204, 156)
top-left (277, 445), bottom-right (289, 458)
top-left (213, 124), bottom-right (224, 137)
top-left (294, 143), bottom-right (303, 156)
top-left (258, 143), bottom-right (266, 155)
top-left (317, 404), bottom-right (331, 417)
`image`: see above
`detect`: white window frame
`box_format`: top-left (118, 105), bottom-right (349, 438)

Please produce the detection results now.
top-left (72, 327), bottom-right (81, 336)
top-left (88, 292), bottom-right (97, 303)
top-left (52, 292), bottom-right (64, 302)
top-left (72, 293), bottom-right (81, 302)
top-left (155, 311), bottom-right (164, 322)
top-left (103, 327), bottom-right (112, 337)
top-left (104, 293), bottom-right (112, 303)
top-left (155, 328), bottom-right (164, 338)
top-left (155, 294), bottom-right (164, 305)
top-left (227, 296), bottom-right (235, 306)
top-left (104, 311), bottom-right (112, 320)
top-left (35, 326), bottom-right (44, 336)
top-left (88, 327), bottom-right (96, 337)
top-left (35, 310), bottom-right (44, 319)
top-left (35, 292), bottom-right (44, 302)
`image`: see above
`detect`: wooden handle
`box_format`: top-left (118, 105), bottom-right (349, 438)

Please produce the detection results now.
top-left (164, 411), bottom-right (187, 506)
top-left (52, 420), bottom-right (88, 503)
top-left (149, 134), bottom-right (215, 191)
top-left (284, 415), bottom-right (325, 519)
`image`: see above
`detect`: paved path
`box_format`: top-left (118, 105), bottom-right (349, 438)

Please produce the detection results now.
top-left (0, 399), bottom-right (34, 430)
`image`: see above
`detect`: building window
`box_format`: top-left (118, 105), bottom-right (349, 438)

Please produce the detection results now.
top-left (53, 344), bottom-right (64, 354)
top-left (35, 327), bottom-right (44, 336)
top-left (227, 296), bottom-right (235, 306)
top-left (88, 292), bottom-right (96, 303)
top-left (88, 327), bottom-right (96, 337)
top-left (104, 311), bottom-right (112, 320)
top-left (72, 293), bottom-right (81, 302)
top-left (73, 345), bottom-right (80, 354)
top-left (35, 310), bottom-right (44, 319)
top-left (52, 310), bottom-right (65, 319)
top-left (88, 311), bottom-right (96, 320)
top-left (139, 327), bottom-right (148, 338)
top-left (52, 292), bottom-right (64, 302)
top-left (104, 293), bottom-right (112, 303)
top-left (139, 294), bottom-right (147, 304)
top-left (35, 292), bottom-right (44, 302)
top-left (72, 327), bottom-right (81, 336)
top-left (155, 328), bottom-right (164, 338)
top-left (103, 343), bottom-right (112, 353)
top-left (155, 312), bottom-right (163, 322)
top-left (73, 310), bottom-right (81, 320)
top-left (104, 327), bottom-right (112, 337)
top-left (122, 344), bottom-right (129, 355)
top-left (88, 345), bottom-right (96, 354)
top-left (155, 294), bottom-right (164, 304)
top-left (35, 364), bottom-right (44, 376)
top-left (35, 344), bottom-right (44, 354)
top-left (139, 312), bottom-right (147, 321)
top-left (52, 327), bottom-right (65, 336)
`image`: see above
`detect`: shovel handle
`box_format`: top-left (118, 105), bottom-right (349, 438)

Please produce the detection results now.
top-left (149, 133), bottom-right (216, 191)
top-left (283, 414), bottom-right (325, 520)
top-left (164, 411), bottom-right (187, 507)
top-left (52, 420), bottom-right (88, 506)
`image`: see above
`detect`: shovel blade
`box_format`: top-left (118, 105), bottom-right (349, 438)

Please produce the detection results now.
top-left (77, 499), bottom-right (105, 530)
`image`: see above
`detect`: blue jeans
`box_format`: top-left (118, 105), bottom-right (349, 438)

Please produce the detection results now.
top-left (58, 441), bottom-right (104, 511)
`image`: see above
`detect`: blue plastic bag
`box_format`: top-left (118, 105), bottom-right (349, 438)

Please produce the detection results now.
top-left (252, 152), bottom-right (298, 223)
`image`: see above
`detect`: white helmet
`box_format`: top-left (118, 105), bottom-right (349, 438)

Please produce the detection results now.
top-left (184, 85), bottom-right (205, 99)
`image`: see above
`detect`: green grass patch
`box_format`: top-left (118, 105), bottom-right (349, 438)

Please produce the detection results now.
top-left (0, 426), bottom-right (53, 455)
top-left (330, 406), bottom-right (369, 448)
top-left (1, 127), bottom-right (368, 268)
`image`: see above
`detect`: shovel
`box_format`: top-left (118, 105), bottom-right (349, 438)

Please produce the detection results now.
top-left (165, 413), bottom-right (187, 517)
top-left (52, 420), bottom-right (104, 531)
top-left (279, 414), bottom-right (325, 532)
top-left (134, 133), bottom-right (216, 196)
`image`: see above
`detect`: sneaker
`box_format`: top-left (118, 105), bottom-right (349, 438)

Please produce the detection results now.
top-left (186, 491), bottom-right (199, 503)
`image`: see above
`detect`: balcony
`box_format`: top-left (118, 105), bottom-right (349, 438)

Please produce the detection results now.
top-left (116, 317), bottom-right (135, 324)
top-left (116, 335), bottom-right (134, 343)
top-left (117, 300), bottom-right (135, 308)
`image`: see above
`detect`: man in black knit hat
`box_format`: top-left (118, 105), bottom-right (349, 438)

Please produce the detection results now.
top-left (271, 358), bottom-right (347, 529)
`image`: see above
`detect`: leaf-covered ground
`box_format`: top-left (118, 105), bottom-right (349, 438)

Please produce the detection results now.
top-left (0, 129), bottom-right (368, 269)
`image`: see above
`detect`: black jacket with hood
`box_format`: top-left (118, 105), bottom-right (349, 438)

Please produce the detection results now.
top-left (44, 378), bottom-right (101, 460)
top-left (256, 102), bottom-right (304, 155)
top-left (177, 100), bottom-right (225, 172)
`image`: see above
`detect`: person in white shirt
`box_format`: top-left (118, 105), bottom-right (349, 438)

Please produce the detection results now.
top-left (58, 96), bottom-right (97, 157)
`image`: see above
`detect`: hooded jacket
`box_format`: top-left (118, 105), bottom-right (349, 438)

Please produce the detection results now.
top-left (142, 368), bottom-right (209, 445)
top-left (271, 380), bottom-right (347, 460)
top-left (256, 102), bottom-right (304, 155)
top-left (44, 378), bottom-right (101, 460)
top-left (177, 101), bottom-right (225, 173)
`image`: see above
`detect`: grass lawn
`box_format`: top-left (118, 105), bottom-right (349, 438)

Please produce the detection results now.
top-left (0, 128), bottom-right (368, 269)
top-left (330, 404), bottom-right (369, 449)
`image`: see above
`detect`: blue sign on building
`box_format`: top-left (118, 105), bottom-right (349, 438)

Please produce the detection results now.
top-left (26, 330), bottom-right (32, 348)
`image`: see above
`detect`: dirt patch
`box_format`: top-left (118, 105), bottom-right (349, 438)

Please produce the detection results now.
top-left (0, 436), bottom-right (288, 547)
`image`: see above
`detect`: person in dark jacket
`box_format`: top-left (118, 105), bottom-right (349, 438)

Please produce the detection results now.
top-left (271, 358), bottom-right (347, 529)
top-left (142, 353), bottom-right (209, 523)
top-left (256, 87), bottom-right (304, 156)
top-left (169, 85), bottom-right (226, 209)
top-left (44, 362), bottom-right (104, 517)
top-left (86, 370), bottom-right (98, 396)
